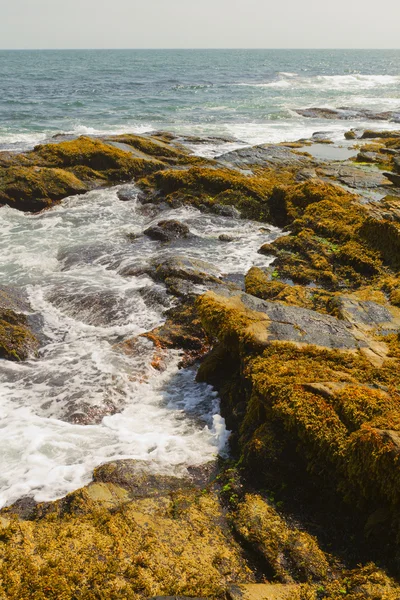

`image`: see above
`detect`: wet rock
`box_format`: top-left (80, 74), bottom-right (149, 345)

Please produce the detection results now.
top-left (117, 185), bottom-right (138, 201)
top-left (46, 287), bottom-right (125, 327)
top-left (219, 233), bottom-right (235, 242)
top-left (345, 129), bottom-right (357, 140)
top-left (0, 136), bottom-right (164, 212)
top-left (142, 299), bottom-right (209, 365)
top-left (361, 129), bottom-right (400, 139)
top-left (144, 219), bottom-right (191, 242)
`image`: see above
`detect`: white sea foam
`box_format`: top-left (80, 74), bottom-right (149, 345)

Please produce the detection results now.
top-left (234, 73), bottom-right (400, 91)
top-left (0, 186), bottom-right (278, 507)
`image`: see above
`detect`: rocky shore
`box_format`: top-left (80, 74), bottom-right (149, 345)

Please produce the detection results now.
top-left (1, 127), bottom-right (400, 599)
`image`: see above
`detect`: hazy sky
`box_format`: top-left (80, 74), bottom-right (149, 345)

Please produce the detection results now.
top-left (1, 0), bottom-right (399, 49)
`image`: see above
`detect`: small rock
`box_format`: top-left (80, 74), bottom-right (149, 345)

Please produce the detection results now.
top-left (117, 185), bottom-right (137, 202)
top-left (144, 220), bottom-right (191, 242)
top-left (219, 234), bottom-right (235, 242)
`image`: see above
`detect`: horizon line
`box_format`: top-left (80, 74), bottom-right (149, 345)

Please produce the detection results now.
top-left (1, 47), bottom-right (400, 51)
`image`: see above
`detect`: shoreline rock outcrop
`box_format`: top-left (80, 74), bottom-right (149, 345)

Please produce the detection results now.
top-left (1, 128), bottom-right (400, 598)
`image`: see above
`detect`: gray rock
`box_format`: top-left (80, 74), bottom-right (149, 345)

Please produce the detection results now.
top-left (239, 291), bottom-right (364, 350)
top-left (217, 144), bottom-right (314, 171)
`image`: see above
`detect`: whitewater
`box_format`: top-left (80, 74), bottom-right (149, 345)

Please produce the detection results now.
top-left (0, 182), bottom-right (280, 506)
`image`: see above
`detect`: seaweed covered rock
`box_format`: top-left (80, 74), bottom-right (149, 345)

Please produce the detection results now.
top-left (0, 136), bottom-right (165, 212)
top-left (29, 136), bottom-right (163, 178)
top-left (233, 494), bottom-right (329, 583)
top-left (0, 289), bottom-right (39, 361)
top-left (196, 289), bottom-right (400, 566)
top-left (0, 466), bottom-right (252, 599)
top-left (0, 166), bottom-right (88, 211)
top-left (138, 165), bottom-right (295, 221)
top-left (0, 308), bottom-right (38, 361)
top-left (258, 179), bottom-right (400, 290)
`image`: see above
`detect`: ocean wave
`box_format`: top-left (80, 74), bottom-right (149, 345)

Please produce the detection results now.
top-left (234, 73), bottom-right (400, 91)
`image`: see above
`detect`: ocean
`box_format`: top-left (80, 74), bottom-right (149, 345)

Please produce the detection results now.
top-left (1, 49), bottom-right (399, 153)
top-left (0, 49), bottom-right (399, 507)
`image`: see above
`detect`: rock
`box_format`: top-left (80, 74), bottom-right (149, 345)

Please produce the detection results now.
top-left (219, 233), bottom-right (235, 242)
top-left (297, 107), bottom-right (400, 122)
top-left (295, 168), bottom-right (317, 182)
top-left (384, 172), bottom-right (400, 187)
top-left (0, 306), bottom-right (39, 361)
top-left (318, 163), bottom-right (388, 190)
top-left (142, 300), bottom-right (210, 366)
top-left (0, 136), bottom-right (164, 212)
top-left (93, 460), bottom-right (193, 497)
top-left (197, 290), bottom-right (382, 355)
top-left (227, 584), bottom-right (304, 600)
top-left (117, 185), bottom-right (138, 201)
top-left (361, 130), bottom-right (400, 139)
top-left (332, 296), bottom-right (400, 333)
top-left (144, 219), bottom-right (191, 242)
top-left (152, 256), bottom-right (221, 286)
top-left (217, 144), bottom-right (314, 171)
top-left (345, 130), bottom-right (357, 140)
top-left (0, 469), bottom-right (252, 599)
top-left (212, 204), bottom-right (241, 218)
top-left (232, 494), bottom-right (328, 583)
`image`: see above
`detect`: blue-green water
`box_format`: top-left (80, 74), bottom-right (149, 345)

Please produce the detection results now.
top-left (1, 49), bottom-right (399, 152)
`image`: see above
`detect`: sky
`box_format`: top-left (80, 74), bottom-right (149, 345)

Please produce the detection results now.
top-left (0, 0), bottom-right (399, 49)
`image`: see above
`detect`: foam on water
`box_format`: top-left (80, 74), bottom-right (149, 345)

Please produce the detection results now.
top-left (0, 185), bottom-right (278, 507)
